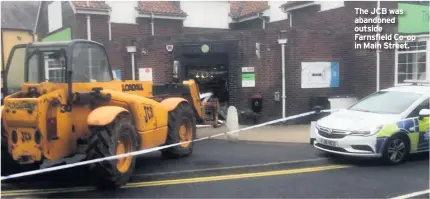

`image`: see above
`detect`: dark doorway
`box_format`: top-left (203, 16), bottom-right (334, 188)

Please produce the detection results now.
top-left (181, 53), bottom-right (229, 104)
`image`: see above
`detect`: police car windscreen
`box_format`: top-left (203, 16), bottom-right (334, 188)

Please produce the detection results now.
top-left (349, 91), bottom-right (422, 114)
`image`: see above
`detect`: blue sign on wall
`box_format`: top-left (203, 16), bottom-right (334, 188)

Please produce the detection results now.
top-left (330, 62), bottom-right (339, 88)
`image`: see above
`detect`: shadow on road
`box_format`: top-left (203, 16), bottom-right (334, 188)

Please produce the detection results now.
top-left (316, 151), bottom-right (429, 167)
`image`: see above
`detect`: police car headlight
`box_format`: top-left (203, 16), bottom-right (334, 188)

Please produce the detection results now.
top-left (350, 126), bottom-right (383, 136)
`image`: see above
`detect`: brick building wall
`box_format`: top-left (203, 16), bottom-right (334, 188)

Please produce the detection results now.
top-left (107, 27), bottom-right (348, 122)
top-left (111, 23), bottom-right (141, 39)
top-left (347, 1), bottom-right (397, 98)
top-left (61, 1), bottom-right (75, 30)
top-left (73, 14), bottom-right (87, 39)
top-left (230, 18), bottom-right (265, 30)
top-left (89, 14), bottom-right (110, 44)
top-left (283, 1), bottom-right (400, 99)
top-left (183, 27), bottom-right (231, 34)
top-left (103, 1), bottom-right (422, 123)
top-left (35, 1), bottom-right (422, 123)
top-left (110, 18), bottom-right (184, 40)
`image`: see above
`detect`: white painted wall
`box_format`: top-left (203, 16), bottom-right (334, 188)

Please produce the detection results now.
top-left (264, 1), bottom-right (344, 24)
top-left (48, 1), bottom-right (63, 32)
top-left (106, 1), bottom-right (138, 24)
top-left (264, 1), bottom-right (289, 23)
top-left (318, 1), bottom-right (345, 12)
top-left (181, 1), bottom-right (230, 29)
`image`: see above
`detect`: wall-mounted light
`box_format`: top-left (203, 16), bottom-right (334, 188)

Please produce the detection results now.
top-left (278, 30), bottom-right (288, 45)
top-left (126, 45), bottom-right (137, 80)
top-left (126, 46), bottom-right (136, 53)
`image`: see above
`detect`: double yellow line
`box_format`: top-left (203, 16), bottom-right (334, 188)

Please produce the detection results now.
top-left (1, 164), bottom-right (350, 197)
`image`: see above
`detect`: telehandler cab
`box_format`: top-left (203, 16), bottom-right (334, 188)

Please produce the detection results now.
top-left (0, 40), bottom-right (218, 188)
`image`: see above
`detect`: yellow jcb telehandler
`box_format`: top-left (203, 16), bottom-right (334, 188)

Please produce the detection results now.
top-left (0, 40), bottom-right (218, 188)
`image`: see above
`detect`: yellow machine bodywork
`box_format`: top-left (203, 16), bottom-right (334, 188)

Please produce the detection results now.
top-left (2, 79), bottom-right (203, 163)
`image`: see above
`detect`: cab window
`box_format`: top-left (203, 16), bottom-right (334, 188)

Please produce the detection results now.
top-left (72, 43), bottom-right (112, 82)
top-left (5, 47), bottom-right (26, 94)
top-left (407, 98), bottom-right (430, 118)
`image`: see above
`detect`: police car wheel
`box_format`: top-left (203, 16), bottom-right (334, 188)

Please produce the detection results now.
top-left (382, 134), bottom-right (409, 165)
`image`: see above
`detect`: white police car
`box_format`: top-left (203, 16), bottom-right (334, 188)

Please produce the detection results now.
top-left (314, 81), bottom-right (430, 164)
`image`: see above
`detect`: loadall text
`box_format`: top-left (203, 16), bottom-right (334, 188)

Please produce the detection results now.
top-left (122, 84), bottom-right (144, 91)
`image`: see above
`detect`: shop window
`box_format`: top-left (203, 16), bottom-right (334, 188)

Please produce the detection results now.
top-left (396, 37), bottom-right (429, 84)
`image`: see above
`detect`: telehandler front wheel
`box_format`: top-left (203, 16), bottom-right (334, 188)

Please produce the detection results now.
top-left (161, 102), bottom-right (196, 159)
top-left (87, 113), bottom-right (138, 189)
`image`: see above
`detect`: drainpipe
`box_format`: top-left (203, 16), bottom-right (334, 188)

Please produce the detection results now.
top-left (33, 1), bottom-right (42, 41)
top-left (281, 43), bottom-right (286, 118)
top-left (258, 13), bottom-right (265, 29)
top-left (108, 14), bottom-right (112, 41)
top-left (86, 15), bottom-right (91, 40)
top-left (262, 18), bottom-right (266, 29)
top-left (289, 12), bottom-right (292, 27)
top-left (376, 0), bottom-right (380, 91)
top-left (278, 31), bottom-right (288, 119)
top-left (126, 46), bottom-right (137, 80)
top-left (87, 14), bottom-right (92, 78)
top-left (150, 13), bottom-right (155, 36)
top-left (131, 53), bottom-right (136, 80)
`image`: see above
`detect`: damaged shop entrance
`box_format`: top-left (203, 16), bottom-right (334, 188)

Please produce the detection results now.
top-left (173, 42), bottom-right (233, 120)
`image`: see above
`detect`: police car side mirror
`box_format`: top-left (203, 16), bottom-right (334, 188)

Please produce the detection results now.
top-left (419, 109), bottom-right (430, 120)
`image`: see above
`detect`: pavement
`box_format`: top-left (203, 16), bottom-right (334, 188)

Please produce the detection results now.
top-left (1, 138), bottom-right (429, 198)
top-left (197, 124), bottom-right (311, 143)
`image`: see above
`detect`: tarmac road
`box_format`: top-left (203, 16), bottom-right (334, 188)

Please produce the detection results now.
top-left (1, 140), bottom-right (429, 198)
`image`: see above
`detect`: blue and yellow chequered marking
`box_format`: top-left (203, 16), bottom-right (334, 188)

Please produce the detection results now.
top-left (417, 117), bottom-right (430, 151)
top-left (375, 116), bottom-right (429, 153)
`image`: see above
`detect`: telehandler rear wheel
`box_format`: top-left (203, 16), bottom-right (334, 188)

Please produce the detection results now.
top-left (87, 113), bottom-right (138, 189)
top-left (161, 102), bottom-right (196, 158)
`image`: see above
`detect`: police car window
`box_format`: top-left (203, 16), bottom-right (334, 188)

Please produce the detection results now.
top-left (407, 98), bottom-right (430, 118)
top-left (349, 91), bottom-right (423, 114)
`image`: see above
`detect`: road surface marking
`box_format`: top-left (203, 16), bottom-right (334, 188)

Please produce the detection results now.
top-left (1, 158), bottom-right (327, 188)
top-left (390, 189), bottom-right (430, 199)
top-left (133, 158), bottom-right (328, 177)
top-left (1, 164), bottom-right (350, 197)
top-left (125, 164), bottom-right (350, 188)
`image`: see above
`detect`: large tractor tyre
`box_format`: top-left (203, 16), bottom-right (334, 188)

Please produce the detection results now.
top-left (161, 102), bottom-right (197, 159)
top-left (86, 113), bottom-right (138, 189)
top-left (381, 133), bottom-right (410, 165)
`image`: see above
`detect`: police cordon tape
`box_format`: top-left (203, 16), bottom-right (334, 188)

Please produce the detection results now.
top-left (0, 109), bottom-right (335, 181)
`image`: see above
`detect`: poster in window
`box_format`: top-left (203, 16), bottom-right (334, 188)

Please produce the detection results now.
top-left (112, 69), bottom-right (121, 80)
top-left (301, 62), bottom-right (339, 88)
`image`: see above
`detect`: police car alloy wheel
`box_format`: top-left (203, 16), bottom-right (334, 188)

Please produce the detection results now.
top-left (382, 134), bottom-right (410, 165)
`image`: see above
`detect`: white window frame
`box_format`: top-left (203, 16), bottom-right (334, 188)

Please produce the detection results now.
top-left (44, 58), bottom-right (65, 82)
top-left (395, 34), bottom-right (430, 86)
